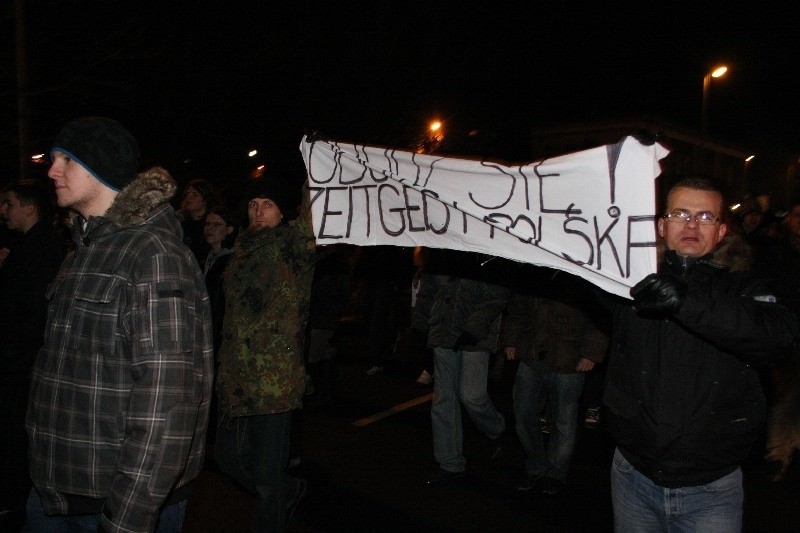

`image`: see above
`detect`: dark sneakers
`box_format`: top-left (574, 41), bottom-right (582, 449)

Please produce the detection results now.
top-left (516, 472), bottom-right (546, 492)
top-left (584, 407), bottom-right (601, 429)
top-left (487, 434), bottom-right (504, 461)
top-left (286, 478), bottom-right (308, 526)
top-left (516, 473), bottom-right (564, 494)
top-left (539, 476), bottom-right (565, 495)
top-left (426, 468), bottom-right (466, 486)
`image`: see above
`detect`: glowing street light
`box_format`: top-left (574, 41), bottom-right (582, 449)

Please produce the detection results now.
top-left (429, 120), bottom-right (444, 143)
top-left (702, 65), bottom-right (728, 132)
top-left (248, 149), bottom-right (258, 157)
top-left (414, 119), bottom-right (446, 153)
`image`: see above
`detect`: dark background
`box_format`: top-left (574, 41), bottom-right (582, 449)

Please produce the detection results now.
top-left (3, 2), bottom-right (800, 192)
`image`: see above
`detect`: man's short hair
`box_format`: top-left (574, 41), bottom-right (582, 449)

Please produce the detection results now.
top-left (665, 178), bottom-right (727, 221)
top-left (4, 179), bottom-right (55, 222)
top-left (184, 179), bottom-right (218, 205)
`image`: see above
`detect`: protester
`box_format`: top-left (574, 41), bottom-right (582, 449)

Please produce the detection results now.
top-left (26, 117), bottom-right (214, 532)
top-left (202, 204), bottom-right (237, 356)
top-left (179, 178), bottom-right (218, 262)
top-left (412, 249), bottom-right (510, 485)
top-left (201, 204), bottom-right (237, 449)
top-left (214, 174), bottom-right (317, 531)
top-left (0, 189), bottom-right (18, 267)
top-left (304, 243), bottom-right (351, 407)
top-left (504, 267), bottom-right (609, 495)
top-left (754, 199), bottom-right (800, 480)
top-left (603, 178), bottom-right (798, 531)
top-left (410, 246), bottom-right (434, 386)
top-left (0, 180), bottom-right (66, 530)
top-left (356, 245), bottom-right (415, 376)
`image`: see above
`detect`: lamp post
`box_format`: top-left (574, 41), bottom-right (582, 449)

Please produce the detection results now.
top-left (702, 65), bottom-right (728, 133)
top-left (414, 119), bottom-right (445, 153)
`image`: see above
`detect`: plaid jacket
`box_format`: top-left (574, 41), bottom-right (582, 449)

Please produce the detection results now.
top-left (26, 168), bottom-right (214, 533)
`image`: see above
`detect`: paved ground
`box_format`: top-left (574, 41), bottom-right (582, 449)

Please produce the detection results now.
top-left (182, 321), bottom-right (800, 532)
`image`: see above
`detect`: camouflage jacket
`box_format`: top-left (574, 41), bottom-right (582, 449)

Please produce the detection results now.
top-left (216, 212), bottom-right (316, 417)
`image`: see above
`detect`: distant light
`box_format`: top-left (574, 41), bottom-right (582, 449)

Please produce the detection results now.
top-left (745, 155), bottom-right (755, 162)
top-left (711, 66), bottom-right (728, 78)
top-left (248, 150), bottom-right (258, 157)
top-left (183, 159), bottom-right (191, 164)
top-left (31, 153), bottom-right (45, 163)
top-left (730, 203), bottom-right (741, 211)
top-left (251, 165), bottom-right (265, 179)
top-left (429, 121), bottom-right (442, 132)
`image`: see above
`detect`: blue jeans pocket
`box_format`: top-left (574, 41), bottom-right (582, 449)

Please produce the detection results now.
top-left (700, 468), bottom-right (742, 493)
top-left (612, 448), bottom-right (635, 474)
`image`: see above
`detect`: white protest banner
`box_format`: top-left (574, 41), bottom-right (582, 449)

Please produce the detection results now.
top-left (300, 135), bottom-right (668, 299)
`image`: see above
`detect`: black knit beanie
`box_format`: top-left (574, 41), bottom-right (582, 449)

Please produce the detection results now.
top-left (51, 117), bottom-right (140, 192)
top-left (245, 177), bottom-right (293, 218)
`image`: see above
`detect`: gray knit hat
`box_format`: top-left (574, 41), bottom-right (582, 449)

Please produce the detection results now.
top-left (51, 117), bottom-right (140, 192)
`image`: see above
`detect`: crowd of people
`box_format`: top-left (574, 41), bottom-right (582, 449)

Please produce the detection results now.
top-left (1, 116), bottom-right (800, 532)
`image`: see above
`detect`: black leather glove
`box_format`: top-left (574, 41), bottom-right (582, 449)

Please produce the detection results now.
top-left (630, 273), bottom-right (687, 314)
top-left (453, 331), bottom-right (479, 351)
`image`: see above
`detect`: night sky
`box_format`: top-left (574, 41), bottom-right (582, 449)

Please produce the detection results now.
top-left (3, 2), bottom-right (800, 191)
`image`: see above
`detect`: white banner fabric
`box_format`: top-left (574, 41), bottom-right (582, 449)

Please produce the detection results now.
top-left (300, 136), bottom-right (668, 299)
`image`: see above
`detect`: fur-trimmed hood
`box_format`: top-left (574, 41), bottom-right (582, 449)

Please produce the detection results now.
top-left (104, 166), bottom-right (177, 229)
top-left (711, 230), bottom-right (753, 272)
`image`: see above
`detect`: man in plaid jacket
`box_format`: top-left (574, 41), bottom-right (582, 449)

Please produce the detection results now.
top-left (25, 117), bottom-right (214, 533)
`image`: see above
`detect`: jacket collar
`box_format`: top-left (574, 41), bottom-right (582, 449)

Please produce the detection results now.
top-left (664, 249), bottom-right (728, 276)
top-left (104, 167), bottom-right (176, 228)
top-left (72, 167), bottom-right (178, 242)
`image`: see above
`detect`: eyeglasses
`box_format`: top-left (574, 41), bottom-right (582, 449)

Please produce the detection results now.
top-left (662, 209), bottom-right (720, 225)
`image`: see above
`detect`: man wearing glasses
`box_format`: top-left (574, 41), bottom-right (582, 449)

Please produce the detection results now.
top-left (604, 178), bottom-right (798, 531)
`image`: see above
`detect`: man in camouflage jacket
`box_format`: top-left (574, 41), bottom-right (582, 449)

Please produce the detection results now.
top-left (214, 177), bottom-right (316, 531)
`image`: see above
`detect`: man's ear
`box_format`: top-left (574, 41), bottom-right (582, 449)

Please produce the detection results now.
top-left (657, 217), bottom-right (665, 239)
top-left (717, 222), bottom-right (728, 242)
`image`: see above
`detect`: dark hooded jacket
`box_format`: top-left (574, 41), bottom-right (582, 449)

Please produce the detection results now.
top-left (604, 241), bottom-right (799, 487)
top-left (411, 250), bottom-right (510, 353)
top-left (503, 270), bottom-right (609, 373)
top-left (26, 168), bottom-right (214, 533)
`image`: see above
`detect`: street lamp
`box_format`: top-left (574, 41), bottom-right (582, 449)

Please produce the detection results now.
top-left (702, 65), bottom-right (728, 133)
top-left (414, 119), bottom-right (445, 153)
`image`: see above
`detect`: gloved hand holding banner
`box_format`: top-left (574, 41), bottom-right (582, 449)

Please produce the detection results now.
top-left (299, 135), bottom-right (668, 299)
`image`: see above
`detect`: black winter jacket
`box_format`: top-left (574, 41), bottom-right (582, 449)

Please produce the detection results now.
top-left (604, 250), bottom-right (799, 487)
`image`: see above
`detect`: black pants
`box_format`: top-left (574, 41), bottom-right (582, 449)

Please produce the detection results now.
top-left (0, 378), bottom-right (32, 512)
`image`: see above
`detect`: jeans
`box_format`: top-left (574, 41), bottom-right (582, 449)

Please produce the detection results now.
top-left (512, 362), bottom-right (585, 481)
top-left (431, 347), bottom-right (505, 472)
top-left (24, 488), bottom-right (185, 532)
top-left (215, 411), bottom-right (300, 532)
top-left (610, 448), bottom-right (743, 532)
